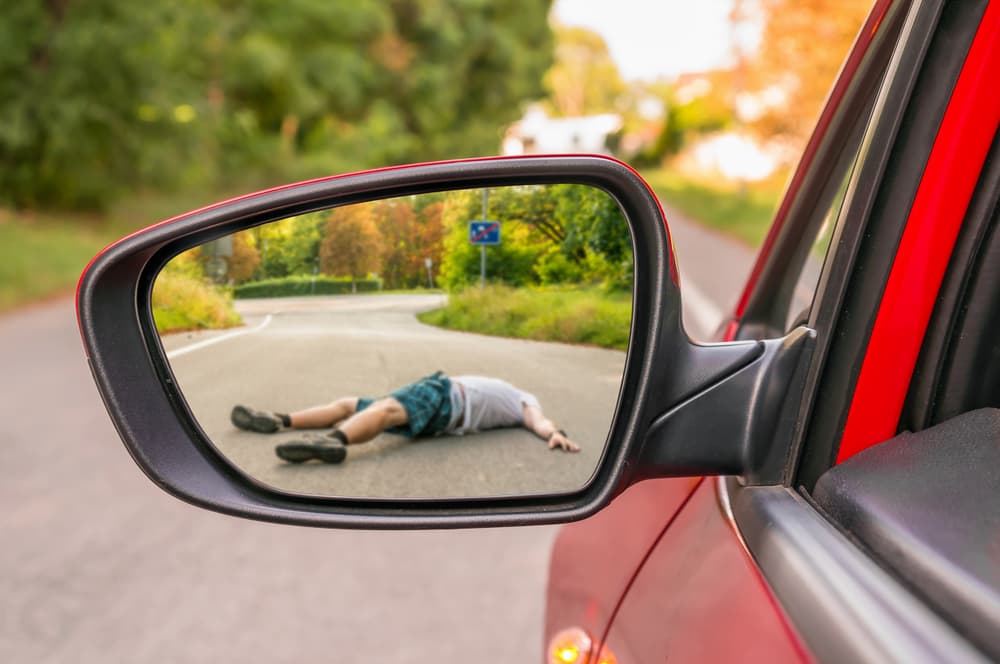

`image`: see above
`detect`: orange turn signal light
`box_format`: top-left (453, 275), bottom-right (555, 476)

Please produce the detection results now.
top-left (548, 626), bottom-right (619, 664)
top-left (549, 627), bottom-right (593, 664)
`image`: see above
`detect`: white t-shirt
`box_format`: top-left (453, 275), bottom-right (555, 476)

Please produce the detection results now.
top-left (446, 376), bottom-right (540, 434)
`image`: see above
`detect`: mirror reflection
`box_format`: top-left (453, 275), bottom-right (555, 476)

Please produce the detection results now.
top-left (154, 184), bottom-right (633, 499)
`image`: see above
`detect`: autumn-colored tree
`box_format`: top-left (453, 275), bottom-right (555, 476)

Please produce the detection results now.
top-left (544, 26), bottom-right (625, 117)
top-left (743, 0), bottom-right (872, 143)
top-left (373, 199), bottom-right (419, 289)
top-left (415, 200), bottom-right (446, 286)
top-left (227, 231), bottom-right (261, 284)
top-left (372, 198), bottom-right (446, 289)
top-left (319, 204), bottom-right (382, 290)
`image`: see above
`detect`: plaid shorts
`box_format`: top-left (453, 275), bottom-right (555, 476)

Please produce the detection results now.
top-left (356, 371), bottom-right (453, 438)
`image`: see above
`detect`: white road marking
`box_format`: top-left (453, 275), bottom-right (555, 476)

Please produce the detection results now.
top-left (166, 314), bottom-right (274, 359)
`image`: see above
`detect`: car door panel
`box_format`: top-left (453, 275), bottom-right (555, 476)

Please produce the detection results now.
top-left (601, 480), bottom-right (807, 663)
top-left (544, 477), bottom-right (701, 651)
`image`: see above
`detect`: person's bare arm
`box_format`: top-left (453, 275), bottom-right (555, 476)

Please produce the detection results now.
top-left (522, 405), bottom-right (580, 452)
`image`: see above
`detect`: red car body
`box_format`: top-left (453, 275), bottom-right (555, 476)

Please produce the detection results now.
top-left (545, 0), bottom-right (1000, 661)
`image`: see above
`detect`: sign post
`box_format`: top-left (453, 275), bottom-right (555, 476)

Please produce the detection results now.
top-left (469, 188), bottom-right (500, 287)
top-left (481, 189), bottom-right (487, 288)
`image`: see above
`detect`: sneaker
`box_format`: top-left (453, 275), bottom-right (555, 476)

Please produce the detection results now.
top-left (231, 405), bottom-right (282, 434)
top-left (275, 435), bottom-right (347, 464)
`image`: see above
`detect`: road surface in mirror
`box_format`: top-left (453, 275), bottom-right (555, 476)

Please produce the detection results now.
top-left (160, 293), bottom-right (623, 499)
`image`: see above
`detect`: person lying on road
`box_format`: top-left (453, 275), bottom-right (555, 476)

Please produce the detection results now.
top-left (230, 371), bottom-right (580, 464)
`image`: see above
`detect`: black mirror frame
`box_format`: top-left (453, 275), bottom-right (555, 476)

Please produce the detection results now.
top-left (78, 155), bottom-right (765, 529)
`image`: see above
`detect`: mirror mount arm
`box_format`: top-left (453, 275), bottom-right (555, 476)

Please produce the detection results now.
top-left (635, 327), bottom-right (815, 485)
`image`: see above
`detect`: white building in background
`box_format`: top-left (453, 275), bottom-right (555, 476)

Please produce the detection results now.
top-left (503, 105), bottom-right (623, 155)
top-left (685, 133), bottom-right (778, 181)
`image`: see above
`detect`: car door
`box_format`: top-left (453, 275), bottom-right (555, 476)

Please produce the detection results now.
top-left (543, 0), bottom-right (902, 658)
top-left (536, 5), bottom-right (889, 633)
top-left (561, 0), bottom-right (1000, 661)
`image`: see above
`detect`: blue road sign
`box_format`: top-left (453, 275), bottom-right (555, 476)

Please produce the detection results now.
top-left (469, 220), bottom-right (501, 245)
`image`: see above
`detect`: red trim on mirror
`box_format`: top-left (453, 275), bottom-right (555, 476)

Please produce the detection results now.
top-left (838, 1), bottom-right (1000, 462)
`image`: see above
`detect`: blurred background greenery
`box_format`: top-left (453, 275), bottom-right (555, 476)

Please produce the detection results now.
top-left (0, 0), bottom-right (870, 314)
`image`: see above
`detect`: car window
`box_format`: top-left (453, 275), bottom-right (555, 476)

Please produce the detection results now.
top-left (735, 11), bottom-right (898, 341)
top-left (784, 154), bottom-right (858, 331)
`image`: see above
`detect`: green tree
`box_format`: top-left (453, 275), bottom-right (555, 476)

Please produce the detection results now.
top-left (207, 0), bottom-right (555, 168)
top-left (0, 0), bottom-right (555, 210)
top-left (257, 213), bottom-right (325, 278)
top-left (438, 189), bottom-right (547, 290)
top-left (0, 1), bottom-right (211, 209)
top-left (437, 185), bottom-right (631, 291)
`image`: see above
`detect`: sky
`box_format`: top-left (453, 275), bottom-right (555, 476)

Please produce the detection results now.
top-left (552, 0), bottom-right (762, 81)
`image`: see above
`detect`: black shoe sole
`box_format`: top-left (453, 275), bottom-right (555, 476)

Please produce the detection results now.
top-left (231, 405), bottom-right (280, 434)
top-left (276, 443), bottom-right (347, 464)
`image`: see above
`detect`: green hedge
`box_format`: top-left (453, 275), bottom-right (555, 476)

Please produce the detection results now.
top-left (233, 275), bottom-right (381, 299)
top-left (418, 285), bottom-right (631, 350)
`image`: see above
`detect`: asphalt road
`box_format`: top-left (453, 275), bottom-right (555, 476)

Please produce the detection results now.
top-left (1, 204), bottom-right (755, 663)
top-left (162, 294), bottom-right (623, 499)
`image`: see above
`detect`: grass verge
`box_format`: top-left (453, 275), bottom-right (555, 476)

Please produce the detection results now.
top-left (0, 187), bottom-right (250, 314)
top-left (638, 168), bottom-right (784, 248)
top-left (418, 285), bottom-right (631, 350)
top-left (0, 218), bottom-right (115, 312)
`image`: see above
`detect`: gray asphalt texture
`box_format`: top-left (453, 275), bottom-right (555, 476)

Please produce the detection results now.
top-left (1, 204), bottom-right (754, 663)
top-left (162, 294), bottom-right (623, 499)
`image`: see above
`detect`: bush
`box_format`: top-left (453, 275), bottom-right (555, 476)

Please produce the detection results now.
top-left (534, 248), bottom-right (583, 285)
top-left (152, 269), bottom-right (243, 333)
top-left (418, 285), bottom-right (631, 350)
top-left (233, 275), bottom-right (381, 299)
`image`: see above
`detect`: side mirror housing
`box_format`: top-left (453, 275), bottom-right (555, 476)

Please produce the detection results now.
top-left (78, 156), bottom-right (810, 528)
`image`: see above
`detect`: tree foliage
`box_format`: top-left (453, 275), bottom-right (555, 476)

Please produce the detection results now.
top-left (544, 26), bottom-right (625, 117)
top-left (437, 185), bottom-right (630, 291)
top-left (319, 204), bottom-right (382, 286)
top-left (169, 185), bottom-right (630, 294)
top-left (258, 214), bottom-right (324, 278)
top-left (374, 197), bottom-right (445, 289)
top-left (227, 232), bottom-right (262, 283)
top-left (744, 0), bottom-right (872, 143)
top-left (0, 0), bottom-right (554, 210)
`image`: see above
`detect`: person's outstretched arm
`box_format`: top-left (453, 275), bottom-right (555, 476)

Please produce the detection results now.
top-left (522, 405), bottom-right (580, 452)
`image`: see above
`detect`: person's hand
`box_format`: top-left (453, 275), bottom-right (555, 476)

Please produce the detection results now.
top-left (548, 431), bottom-right (580, 453)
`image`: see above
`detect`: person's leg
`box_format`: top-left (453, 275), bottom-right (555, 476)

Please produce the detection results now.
top-left (287, 397), bottom-right (359, 429)
top-left (274, 397), bottom-right (409, 464)
top-left (334, 397), bottom-right (409, 445)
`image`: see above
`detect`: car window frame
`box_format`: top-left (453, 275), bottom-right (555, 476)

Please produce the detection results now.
top-left (790, 0), bottom-right (990, 487)
top-left (725, 0), bottom-right (997, 660)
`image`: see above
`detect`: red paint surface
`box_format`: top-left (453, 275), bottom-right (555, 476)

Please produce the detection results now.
top-left (838, 2), bottom-right (1000, 462)
top-left (600, 481), bottom-right (810, 663)
top-left (734, 0), bottom-right (894, 320)
top-left (543, 478), bottom-right (701, 659)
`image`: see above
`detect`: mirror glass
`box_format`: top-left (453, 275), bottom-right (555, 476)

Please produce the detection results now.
top-left (154, 184), bottom-right (633, 499)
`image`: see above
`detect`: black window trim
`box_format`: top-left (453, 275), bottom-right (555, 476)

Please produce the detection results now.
top-left (791, 0), bottom-right (987, 487)
top-left (725, 0), bottom-right (996, 660)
